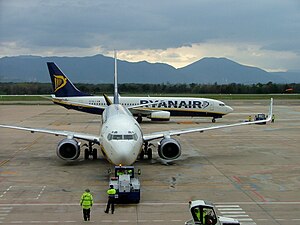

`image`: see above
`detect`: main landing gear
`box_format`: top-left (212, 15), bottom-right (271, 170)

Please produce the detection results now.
top-left (136, 115), bottom-right (143, 123)
top-left (139, 142), bottom-right (153, 160)
top-left (83, 142), bottom-right (97, 160)
top-left (212, 118), bottom-right (216, 123)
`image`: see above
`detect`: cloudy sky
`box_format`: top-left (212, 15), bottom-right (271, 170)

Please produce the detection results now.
top-left (1, 0), bottom-right (300, 72)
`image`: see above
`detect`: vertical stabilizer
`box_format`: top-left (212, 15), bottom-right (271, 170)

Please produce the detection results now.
top-left (47, 62), bottom-right (91, 97)
top-left (113, 51), bottom-right (119, 104)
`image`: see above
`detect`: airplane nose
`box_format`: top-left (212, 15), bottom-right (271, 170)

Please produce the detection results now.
top-left (226, 105), bottom-right (234, 113)
top-left (111, 142), bottom-right (139, 165)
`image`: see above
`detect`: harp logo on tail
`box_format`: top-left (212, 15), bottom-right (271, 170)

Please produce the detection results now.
top-left (54, 75), bottom-right (67, 92)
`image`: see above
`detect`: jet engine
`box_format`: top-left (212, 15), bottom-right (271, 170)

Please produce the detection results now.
top-left (57, 138), bottom-right (80, 160)
top-left (158, 138), bottom-right (181, 160)
top-left (148, 111), bottom-right (170, 121)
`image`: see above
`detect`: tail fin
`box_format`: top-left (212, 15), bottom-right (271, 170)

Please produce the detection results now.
top-left (47, 62), bottom-right (91, 97)
top-left (113, 51), bottom-right (119, 104)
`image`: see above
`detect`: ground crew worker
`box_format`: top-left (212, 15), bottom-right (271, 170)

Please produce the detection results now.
top-left (272, 114), bottom-right (275, 123)
top-left (117, 170), bottom-right (124, 176)
top-left (194, 208), bottom-right (200, 221)
top-left (203, 209), bottom-right (207, 224)
top-left (105, 185), bottom-right (116, 214)
top-left (80, 189), bottom-right (93, 221)
top-left (248, 115), bottom-right (252, 122)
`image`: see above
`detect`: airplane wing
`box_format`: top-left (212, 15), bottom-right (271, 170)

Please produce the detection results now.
top-left (129, 107), bottom-right (160, 114)
top-left (143, 98), bottom-right (273, 142)
top-left (0, 125), bottom-right (100, 143)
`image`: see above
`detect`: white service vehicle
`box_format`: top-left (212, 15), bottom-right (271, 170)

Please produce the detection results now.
top-left (108, 165), bottom-right (141, 203)
top-left (185, 200), bottom-right (240, 225)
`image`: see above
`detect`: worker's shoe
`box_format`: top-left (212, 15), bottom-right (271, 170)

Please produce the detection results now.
top-left (112, 211), bottom-right (114, 214)
top-left (104, 211), bottom-right (108, 214)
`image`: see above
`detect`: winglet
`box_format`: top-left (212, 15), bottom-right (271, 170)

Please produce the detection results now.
top-left (103, 94), bottom-right (112, 106)
top-left (266, 98), bottom-right (273, 122)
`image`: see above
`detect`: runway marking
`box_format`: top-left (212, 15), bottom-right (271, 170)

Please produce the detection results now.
top-left (0, 186), bottom-right (12, 199)
top-left (36, 186), bottom-right (46, 200)
top-left (216, 204), bottom-right (256, 225)
top-left (0, 206), bottom-right (12, 224)
top-left (0, 160), bottom-right (10, 167)
top-left (0, 186), bottom-right (46, 200)
top-left (221, 211), bottom-right (246, 214)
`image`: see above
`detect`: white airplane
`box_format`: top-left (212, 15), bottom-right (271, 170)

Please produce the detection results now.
top-left (47, 62), bottom-right (233, 123)
top-left (0, 53), bottom-right (273, 165)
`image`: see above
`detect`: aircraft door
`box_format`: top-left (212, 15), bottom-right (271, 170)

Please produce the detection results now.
top-left (209, 101), bottom-right (214, 111)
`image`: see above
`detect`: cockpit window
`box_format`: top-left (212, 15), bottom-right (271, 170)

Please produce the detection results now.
top-left (112, 135), bottom-right (123, 140)
top-left (124, 135), bottom-right (134, 140)
top-left (219, 103), bottom-right (225, 106)
top-left (107, 133), bottom-right (138, 141)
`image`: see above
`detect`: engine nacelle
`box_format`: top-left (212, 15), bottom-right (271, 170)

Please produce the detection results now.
top-left (57, 138), bottom-right (80, 161)
top-left (158, 138), bottom-right (181, 160)
top-left (148, 111), bottom-right (170, 121)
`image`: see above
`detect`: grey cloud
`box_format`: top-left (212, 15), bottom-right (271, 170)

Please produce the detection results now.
top-left (0, 0), bottom-right (300, 69)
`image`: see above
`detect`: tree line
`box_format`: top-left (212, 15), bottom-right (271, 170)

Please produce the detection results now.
top-left (0, 82), bottom-right (299, 95)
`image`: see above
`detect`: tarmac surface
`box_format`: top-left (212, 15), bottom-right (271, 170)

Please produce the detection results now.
top-left (0, 99), bottom-right (299, 225)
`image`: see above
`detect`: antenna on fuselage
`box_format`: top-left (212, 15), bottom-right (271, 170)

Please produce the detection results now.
top-left (113, 50), bottom-right (119, 104)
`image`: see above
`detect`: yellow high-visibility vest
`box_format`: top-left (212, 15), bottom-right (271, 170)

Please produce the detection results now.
top-left (80, 192), bottom-right (93, 209)
top-left (107, 188), bottom-right (116, 196)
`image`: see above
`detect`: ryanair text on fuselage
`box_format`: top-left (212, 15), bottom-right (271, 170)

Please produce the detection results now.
top-left (140, 100), bottom-right (209, 109)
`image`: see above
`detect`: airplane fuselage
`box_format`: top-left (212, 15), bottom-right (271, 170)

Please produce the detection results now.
top-left (53, 96), bottom-right (233, 118)
top-left (99, 104), bottom-right (143, 165)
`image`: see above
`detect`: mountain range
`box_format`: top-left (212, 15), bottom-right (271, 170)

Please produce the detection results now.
top-left (0, 54), bottom-right (299, 84)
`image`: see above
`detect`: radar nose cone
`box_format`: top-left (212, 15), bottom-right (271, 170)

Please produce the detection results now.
top-left (227, 105), bottom-right (234, 113)
top-left (111, 142), bottom-right (137, 165)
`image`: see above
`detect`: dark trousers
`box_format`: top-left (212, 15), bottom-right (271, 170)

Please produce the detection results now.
top-left (105, 197), bottom-right (115, 213)
top-left (83, 208), bottom-right (91, 221)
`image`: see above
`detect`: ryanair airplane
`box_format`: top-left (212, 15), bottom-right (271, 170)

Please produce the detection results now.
top-left (0, 53), bottom-right (273, 166)
top-left (47, 62), bottom-right (233, 123)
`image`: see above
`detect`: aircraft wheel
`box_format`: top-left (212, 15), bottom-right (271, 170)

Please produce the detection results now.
top-left (92, 148), bottom-right (97, 160)
top-left (212, 118), bottom-right (216, 123)
top-left (140, 150), bottom-right (145, 160)
top-left (84, 148), bottom-right (89, 160)
top-left (137, 116), bottom-right (142, 123)
top-left (147, 148), bottom-right (152, 159)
